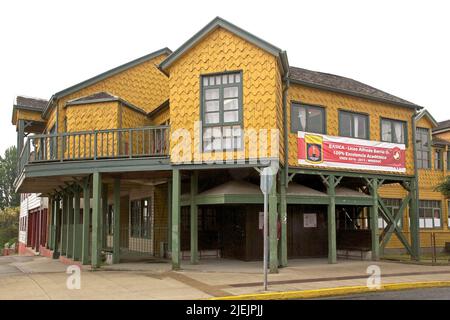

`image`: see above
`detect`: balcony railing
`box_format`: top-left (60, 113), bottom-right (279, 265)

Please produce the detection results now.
top-left (17, 126), bottom-right (169, 174)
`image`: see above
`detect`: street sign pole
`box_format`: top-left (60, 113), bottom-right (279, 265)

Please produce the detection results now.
top-left (260, 167), bottom-right (274, 291)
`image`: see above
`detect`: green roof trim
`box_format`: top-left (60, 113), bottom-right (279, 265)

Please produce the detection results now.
top-left (43, 47), bottom-right (172, 118)
top-left (415, 109), bottom-right (438, 127)
top-left (159, 16), bottom-right (289, 75)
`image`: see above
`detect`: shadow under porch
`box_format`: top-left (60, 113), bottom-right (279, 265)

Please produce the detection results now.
top-left (44, 170), bottom-right (172, 267)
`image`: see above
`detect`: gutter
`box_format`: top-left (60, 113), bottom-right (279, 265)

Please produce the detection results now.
top-left (411, 110), bottom-right (420, 259)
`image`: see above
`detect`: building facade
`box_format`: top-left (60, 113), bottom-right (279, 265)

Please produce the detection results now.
top-left (11, 17), bottom-right (450, 272)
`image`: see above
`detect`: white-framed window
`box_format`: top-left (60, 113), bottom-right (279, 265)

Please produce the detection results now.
top-left (419, 200), bottom-right (441, 229)
top-left (201, 72), bottom-right (243, 152)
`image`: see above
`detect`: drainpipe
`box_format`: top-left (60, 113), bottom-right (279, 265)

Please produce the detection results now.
top-left (411, 110), bottom-right (420, 260)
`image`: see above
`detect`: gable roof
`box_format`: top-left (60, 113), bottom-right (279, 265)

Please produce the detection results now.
top-left (415, 109), bottom-right (438, 128)
top-left (43, 47), bottom-right (172, 118)
top-left (433, 120), bottom-right (450, 134)
top-left (159, 17), bottom-right (289, 75)
top-left (289, 66), bottom-right (421, 109)
top-left (65, 91), bottom-right (147, 115)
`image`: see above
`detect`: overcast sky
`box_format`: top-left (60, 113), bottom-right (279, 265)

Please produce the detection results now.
top-left (1, 0), bottom-right (449, 155)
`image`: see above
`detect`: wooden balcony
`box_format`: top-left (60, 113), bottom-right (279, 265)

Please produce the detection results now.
top-left (17, 126), bottom-right (170, 179)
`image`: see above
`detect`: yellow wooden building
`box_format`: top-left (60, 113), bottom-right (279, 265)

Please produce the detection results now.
top-left (11, 17), bottom-right (450, 271)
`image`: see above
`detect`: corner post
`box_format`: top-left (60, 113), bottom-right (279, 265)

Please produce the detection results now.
top-left (269, 174), bottom-right (278, 273)
top-left (81, 177), bottom-right (91, 265)
top-left (60, 193), bottom-right (67, 256)
top-left (66, 191), bottom-right (74, 258)
top-left (101, 183), bottom-right (108, 249)
top-left (190, 171), bottom-right (198, 264)
top-left (47, 196), bottom-right (54, 250)
top-left (370, 179), bottom-right (380, 261)
top-left (327, 175), bottom-right (337, 264)
top-left (91, 172), bottom-right (102, 268)
top-left (53, 197), bottom-right (61, 259)
top-left (113, 178), bottom-right (121, 264)
top-left (171, 169), bottom-right (181, 270)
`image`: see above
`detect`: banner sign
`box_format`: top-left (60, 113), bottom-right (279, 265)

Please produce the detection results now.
top-left (297, 132), bottom-right (406, 173)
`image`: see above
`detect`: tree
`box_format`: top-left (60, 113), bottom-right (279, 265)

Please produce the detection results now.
top-left (0, 146), bottom-right (19, 209)
top-left (0, 206), bottom-right (19, 249)
top-left (435, 176), bottom-right (450, 197)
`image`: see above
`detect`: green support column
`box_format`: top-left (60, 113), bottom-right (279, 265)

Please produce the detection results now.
top-left (171, 169), bottom-right (181, 270)
top-left (66, 192), bottom-right (74, 258)
top-left (190, 171), bottom-right (198, 264)
top-left (101, 183), bottom-right (108, 249)
top-left (113, 178), bottom-right (121, 264)
top-left (409, 179), bottom-right (420, 260)
top-left (81, 177), bottom-right (91, 265)
top-left (370, 179), bottom-right (380, 261)
top-left (73, 188), bottom-right (81, 261)
top-left (269, 175), bottom-right (278, 273)
top-left (327, 175), bottom-right (337, 264)
top-left (60, 194), bottom-right (67, 256)
top-left (279, 170), bottom-right (288, 267)
top-left (47, 196), bottom-right (54, 249)
top-left (92, 172), bottom-right (102, 268)
top-left (167, 180), bottom-right (172, 251)
top-left (53, 197), bottom-right (61, 259)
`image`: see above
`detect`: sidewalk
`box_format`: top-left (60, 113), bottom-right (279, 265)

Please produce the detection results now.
top-left (1, 255), bottom-right (450, 299)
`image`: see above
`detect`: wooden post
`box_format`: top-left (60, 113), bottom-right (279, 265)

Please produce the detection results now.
top-left (101, 183), bottom-right (108, 249)
top-left (327, 175), bottom-right (337, 264)
top-left (60, 194), bottom-right (67, 256)
top-left (171, 169), bottom-right (181, 270)
top-left (92, 172), bottom-right (102, 268)
top-left (370, 179), bottom-right (380, 261)
top-left (279, 170), bottom-right (288, 267)
top-left (66, 191), bottom-right (74, 258)
top-left (53, 197), bottom-right (61, 259)
top-left (47, 196), bottom-right (54, 250)
top-left (409, 179), bottom-right (420, 260)
top-left (269, 174), bottom-right (278, 273)
top-left (81, 177), bottom-right (91, 265)
top-left (190, 171), bottom-right (198, 264)
top-left (113, 178), bottom-right (121, 264)
top-left (73, 188), bottom-right (81, 261)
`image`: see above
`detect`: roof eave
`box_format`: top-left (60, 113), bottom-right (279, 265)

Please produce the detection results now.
top-left (289, 78), bottom-right (422, 110)
top-left (415, 109), bottom-right (439, 127)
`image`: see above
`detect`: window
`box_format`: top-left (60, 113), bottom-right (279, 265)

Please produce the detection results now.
top-left (416, 127), bottom-right (431, 169)
top-left (339, 111), bottom-right (369, 139)
top-left (379, 199), bottom-right (402, 229)
top-left (291, 103), bottom-right (325, 134)
top-left (381, 118), bottom-right (406, 144)
top-left (435, 149), bottom-right (443, 170)
top-left (419, 200), bottom-right (441, 229)
top-left (201, 72), bottom-right (242, 152)
top-left (130, 198), bottom-right (152, 238)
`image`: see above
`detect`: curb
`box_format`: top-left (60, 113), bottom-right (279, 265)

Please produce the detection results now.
top-left (211, 281), bottom-right (450, 300)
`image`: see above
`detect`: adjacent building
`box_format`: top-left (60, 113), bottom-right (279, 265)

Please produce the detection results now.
top-left (11, 17), bottom-right (450, 271)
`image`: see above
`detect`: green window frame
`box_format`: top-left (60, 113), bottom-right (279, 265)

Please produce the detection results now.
top-left (338, 110), bottom-right (369, 139)
top-left (418, 200), bottom-right (442, 229)
top-left (290, 103), bottom-right (326, 134)
top-left (416, 127), bottom-right (431, 169)
top-left (434, 148), bottom-right (443, 170)
top-left (130, 197), bottom-right (152, 239)
top-left (380, 118), bottom-right (407, 145)
top-left (200, 71), bottom-right (243, 152)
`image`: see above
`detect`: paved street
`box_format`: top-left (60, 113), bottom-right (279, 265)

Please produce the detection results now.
top-left (1, 255), bottom-right (450, 299)
top-left (322, 287), bottom-right (450, 300)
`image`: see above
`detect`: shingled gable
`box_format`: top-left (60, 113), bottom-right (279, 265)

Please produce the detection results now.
top-left (415, 109), bottom-right (438, 128)
top-left (158, 16), bottom-right (289, 76)
top-left (42, 47), bottom-right (172, 118)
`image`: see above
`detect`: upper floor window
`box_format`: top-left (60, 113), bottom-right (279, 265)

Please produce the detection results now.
top-left (419, 200), bottom-right (441, 229)
top-left (435, 149), bottom-right (443, 170)
top-left (339, 111), bottom-right (369, 139)
top-left (381, 118), bottom-right (406, 144)
top-left (290, 103), bottom-right (325, 134)
top-left (201, 72), bottom-right (242, 152)
top-left (416, 127), bottom-right (431, 169)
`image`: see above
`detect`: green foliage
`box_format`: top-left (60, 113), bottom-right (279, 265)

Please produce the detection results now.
top-left (0, 206), bottom-right (19, 250)
top-left (435, 176), bottom-right (450, 197)
top-left (0, 146), bottom-right (19, 209)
